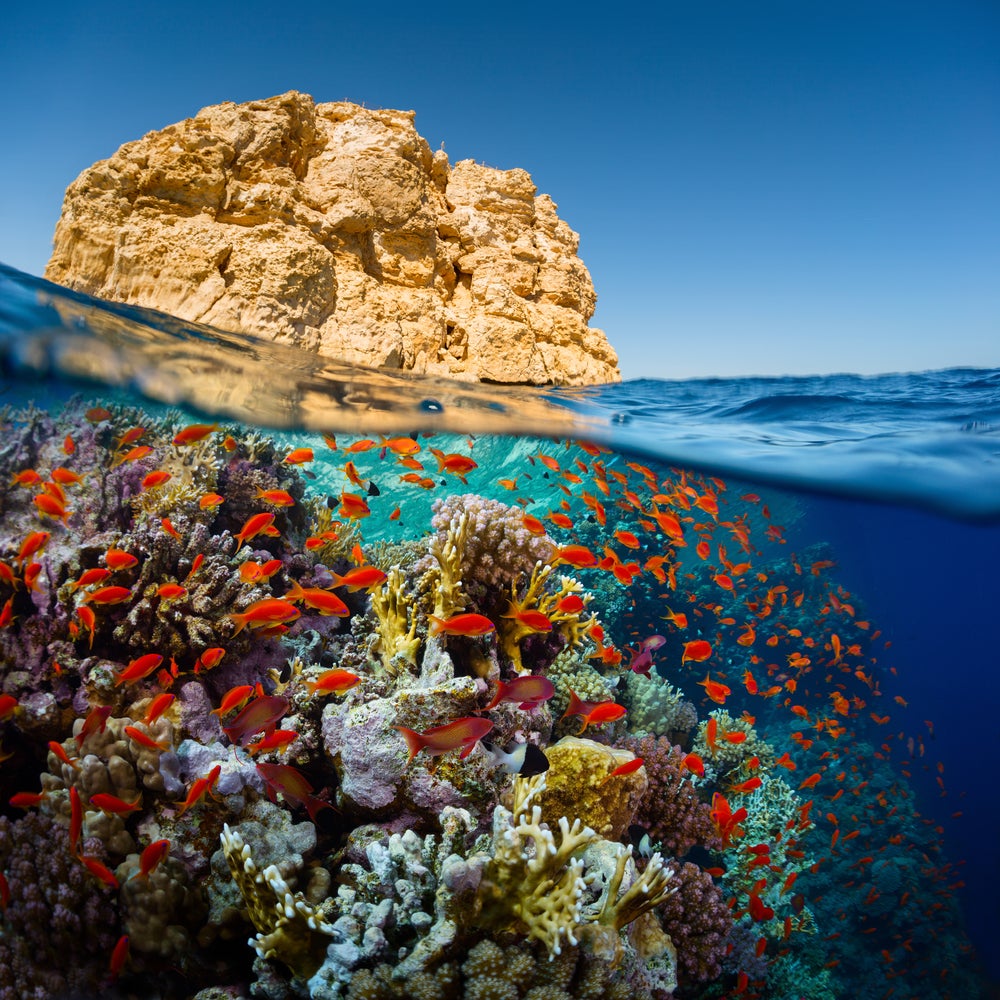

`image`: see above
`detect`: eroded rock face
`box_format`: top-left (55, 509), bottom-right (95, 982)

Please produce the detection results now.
top-left (45, 91), bottom-right (619, 385)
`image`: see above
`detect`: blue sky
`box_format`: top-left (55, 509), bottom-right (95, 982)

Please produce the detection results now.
top-left (0, 1), bottom-right (996, 379)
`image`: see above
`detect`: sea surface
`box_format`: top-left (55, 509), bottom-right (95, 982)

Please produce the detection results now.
top-left (0, 261), bottom-right (997, 1000)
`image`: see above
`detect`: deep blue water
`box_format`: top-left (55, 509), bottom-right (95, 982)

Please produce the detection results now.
top-left (1, 261), bottom-right (998, 999)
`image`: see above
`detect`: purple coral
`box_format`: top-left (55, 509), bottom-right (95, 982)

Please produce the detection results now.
top-left (623, 733), bottom-right (720, 856)
top-left (655, 861), bottom-right (733, 987)
top-left (0, 811), bottom-right (120, 999)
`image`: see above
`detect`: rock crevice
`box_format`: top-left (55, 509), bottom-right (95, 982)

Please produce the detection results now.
top-left (47, 91), bottom-right (619, 385)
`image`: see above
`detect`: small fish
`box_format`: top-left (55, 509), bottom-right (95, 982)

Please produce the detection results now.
top-left (283, 581), bottom-right (349, 617)
top-left (142, 692), bottom-right (175, 726)
top-left (211, 685), bottom-right (255, 718)
top-left (10, 469), bottom-right (42, 487)
top-left (141, 470), bottom-right (172, 490)
top-left (601, 757), bottom-right (645, 784)
top-left (0, 694), bottom-right (19, 722)
top-left (51, 466), bottom-right (85, 485)
top-left (502, 607), bottom-right (553, 632)
top-left (138, 839), bottom-right (170, 878)
top-left (681, 639), bottom-right (713, 664)
top-left (698, 673), bottom-right (731, 705)
top-left (76, 704), bottom-right (113, 747)
top-left (575, 701), bottom-right (626, 733)
top-left (246, 729), bottom-right (299, 755)
top-left (395, 716), bottom-right (494, 763)
top-left (553, 544), bottom-right (599, 569)
top-left (229, 598), bottom-right (301, 636)
top-left (555, 594), bottom-right (585, 615)
top-left (304, 669), bottom-right (361, 696)
top-left (234, 512), bottom-right (276, 547)
top-left (17, 531), bottom-right (50, 566)
top-left (481, 740), bottom-right (550, 777)
top-left (70, 567), bottom-right (112, 591)
top-left (47, 740), bottom-right (81, 770)
top-left (338, 491), bottom-right (371, 520)
top-left (481, 675), bottom-right (555, 711)
top-left (9, 790), bottom-right (48, 808)
top-left (113, 653), bottom-right (163, 686)
top-left (429, 448), bottom-right (478, 481)
top-left (193, 647), bottom-right (225, 673)
top-left (85, 406), bottom-right (112, 422)
top-left (329, 566), bottom-right (388, 592)
top-left (123, 724), bottom-right (170, 752)
top-left (175, 764), bottom-right (222, 816)
top-left (32, 492), bottom-right (70, 523)
top-left (157, 583), bottom-right (186, 600)
top-left (118, 444), bottom-right (154, 464)
top-left (222, 696), bottom-right (290, 746)
top-left (199, 493), bottom-right (225, 509)
top-left (283, 447), bottom-right (314, 464)
top-left (428, 613), bottom-right (495, 637)
top-left (256, 762), bottom-right (333, 822)
top-left (173, 423), bottom-right (219, 446)
top-left (255, 488), bottom-right (295, 506)
top-left (79, 855), bottom-right (119, 889)
top-left (82, 585), bottom-right (132, 605)
top-left (105, 548), bottom-right (139, 571)
top-left (89, 792), bottom-right (143, 815)
top-left (682, 752), bottom-right (706, 777)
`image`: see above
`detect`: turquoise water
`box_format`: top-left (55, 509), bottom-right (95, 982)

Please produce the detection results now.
top-left (0, 262), bottom-right (996, 999)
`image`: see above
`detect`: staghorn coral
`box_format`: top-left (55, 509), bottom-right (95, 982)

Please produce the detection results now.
top-left (622, 733), bottom-right (721, 857)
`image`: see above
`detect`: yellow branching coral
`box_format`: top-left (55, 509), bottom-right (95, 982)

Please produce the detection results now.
top-left (220, 823), bottom-right (337, 978)
top-left (429, 510), bottom-right (469, 619)
top-left (371, 566), bottom-right (421, 674)
top-left (478, 773), bottom-right (596, 957)
top-left (499, 564), bottom-right (593, 672)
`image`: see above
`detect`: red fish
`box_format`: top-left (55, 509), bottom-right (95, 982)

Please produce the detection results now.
top-left (172, 423), bottom-right (218, 446)
top-left (283, 448), bottom-right (314, 465)
top-left (222, 696), bottom-right (289, 746)
top-left (601, 757), bottom-right (644, 783)
top-left (199, 493), bottom-right (225, 509)
top-left (79, 855), bottom-right (119, 889)
top-left (682, 752), bottom-right (706, 777)
top-left (142, 692), bottom-right (175, 726)
top-left (70, 567), bottom-right (112, 591)
top-left (234, 512), bottom-right (276, 547)
top-left (211, 685), bottom-right (255, 718)
top-left (502, 607), bottom-right (553, 632)
top-left (9, 791), bottom-right (47, 809)
top-left (284, 581), bottom-right (350, 617)
top-left (141, 470), bottom-right (172, 490)
top-left (554, 544), bottom-right (598, 569)
top-left (255, 488), bottom-right (296, 506)
top-left (123, 725), bottom-right (170, 752)
top-left (138, 839), bottom-right (170, 878)
top-left (17, 531), bottom-right (50, 566)
top-left (576, 701), bottom-right (626, 733)
top-left (157, 583), bottom-right (186, 600)
top-left (698, 674), bottom-right (731, 705)
top-left (481, 675), bottom-right (555, 711)
top-left (247, 729), bottom-right (300, 755)
top-left (304, 669), bottom-right (361, 696)
top-left (33, 493), bottom-right (71, 524)
top-left (555, 594), bottom-right (585, 615)
top-left (176, 764), bottom-right (222, 816)
top-left (682, 639), bottom-right (713, 664)
top-left (0, 694), bottom-right (19, 721)
top-left (395, 717), bottom-right (494, 763)
top-left (113, 653), bottom-right (163, 686)
top-left (429, 613), bottom-right (495, 637)
top-left (329, 566), bottom-right (388, 591)
top-left (256, 762), bottom-right (333, 822)
top-left (105, 548), bottom-right (138, 570)
top-left (194, 647), bottom-right (226, 673)
top-left (76, 705), bottom-right (113, 747)
top-left (89, 792), bottom-right (142, 815)
top-left (229, 598), bottom-right (300, 636)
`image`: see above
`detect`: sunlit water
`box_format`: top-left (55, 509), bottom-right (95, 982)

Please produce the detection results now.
top-left (0, 263), bottom-right (997, 1000)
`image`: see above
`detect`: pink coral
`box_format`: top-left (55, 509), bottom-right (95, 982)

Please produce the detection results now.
top-left (655, 861), bottom-right (733, 987)
top-left (623, 733), bottom-right (720, 857)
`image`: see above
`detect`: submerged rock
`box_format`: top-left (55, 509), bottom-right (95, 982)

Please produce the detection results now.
top-left (46, 91), bottom-right (620, 386)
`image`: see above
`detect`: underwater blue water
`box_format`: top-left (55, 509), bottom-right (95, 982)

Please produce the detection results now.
top-left (0, 261), bottom-right (998, 999)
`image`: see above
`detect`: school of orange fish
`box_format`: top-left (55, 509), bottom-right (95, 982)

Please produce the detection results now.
top-left (0, 405), bottom-right (979, 997)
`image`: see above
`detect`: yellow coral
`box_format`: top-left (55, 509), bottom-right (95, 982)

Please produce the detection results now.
top-left (429, 510), bottom-right (469, 618)
top-left (220, 823), bottom-right (336, 978)
top-left (534, 736), bottom-right (647, 840)
top-left (370, 567), bottom-right (421, 674)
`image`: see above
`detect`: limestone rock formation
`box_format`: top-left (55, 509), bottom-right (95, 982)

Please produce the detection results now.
top-left (46, 91), bottom-right (619, 386)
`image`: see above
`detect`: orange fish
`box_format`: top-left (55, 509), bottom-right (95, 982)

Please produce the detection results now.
top-left (79, 855), bottom-right (119, 889)
top-left (601, 757), bottom-right (644, 783)
top-left (123, 725), bottom-right (170, 752)
top-left (114, 653), bottom-right (164, 686)
top-left (157, 583), bottom-right (186, 600)
top-left (86, 406), bottom-right (112, 422)
top-left (211, 685), bottom-right (255, 718)
top-left (522, 514), bottom-right (546, 535)
top-left (395, 716), bottom-right (494, 763)
top-left (338, 492), bottom-right (371, 520)
top-left (304, 669), bottom-right (361, 696)
top-left (283, 448), bottom-right (314, 464)
top-left (430, 449), bottom-right (478, 481)
top-left (698, 674), bottom-right (731, 705)
top-left (194, 647), bottom-right (226, 672)
top-left (428, 613), bottom-right (495, 637)
top-left (176, 764), bottom-right (222, 816)
top-left (70, 567), bottom-right (112, 591)
top-left (89, 792), bottom-right (142, 815)
top-left (222, 697), bottom-right (289, 746)
top-left (117, 445), bottom-right (154, 464)
top-left (50, 466), bottom-right (84, 485)
top-left (682, 752), bottom-right (706, 777)
top-left (229, 598), bottom-right (300, 636)
top-left (138, 839), bottom-right (171, 878)
top-left (246, 729), bottom-right (299, 755)
top-left (33, 493), bottom-right (70, 523)
top-left (199, 493), bottom-right (225, 509)
top-left (502, 607), bottom-right (553, 632)
top-left (105, 548), bottom-right (139, 571)
top-left (82, 585), bottom-right (132, 605)
top-left (553, 544), bottom-right (599, 569)
top-left (173, 423), bottom-right (219, 446)
top-left (330, 566), bottom-right (388, 592)
top-left (234, 512), bottom-right (276, 547)
top-left (141, 470), bottom-right (172, 490)
top-left (681, 639), bottom-right (713, 664)
top-left (255, 488), bottom-right (295, 506)
top-left (284, 581), bottom-right (350, 617)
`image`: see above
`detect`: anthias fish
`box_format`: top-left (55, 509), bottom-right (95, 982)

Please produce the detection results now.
top-left (395, 717), bottom-right (494, 762)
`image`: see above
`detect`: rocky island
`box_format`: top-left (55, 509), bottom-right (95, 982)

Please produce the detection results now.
top-left (45, 91), bottom-right (619, 386)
